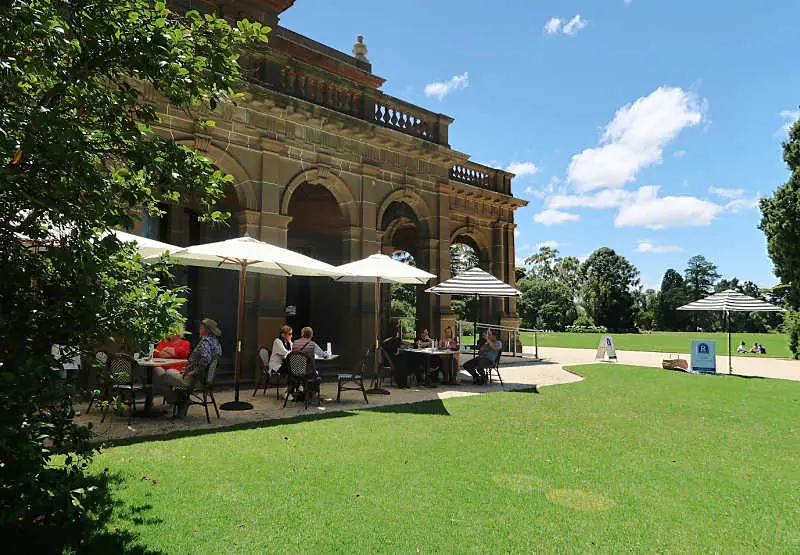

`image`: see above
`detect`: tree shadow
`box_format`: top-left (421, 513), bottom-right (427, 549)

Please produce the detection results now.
top-left (4, 471), bottom-right (164, 554)
top-left (368, 397), bottom-right (451, 416)
top-left (102, 409), bottom-right (356, 448)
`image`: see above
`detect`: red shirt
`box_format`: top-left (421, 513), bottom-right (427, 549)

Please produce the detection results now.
top-left (154, 338), bottom-right (191, 371)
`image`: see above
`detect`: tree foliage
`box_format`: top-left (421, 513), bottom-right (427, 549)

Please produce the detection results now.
top-left (760, 117), bottom-right (800, 306)
top-left (684, 255), bottom-right (721, 300)
top-left (0, 0), bottom-right (268, 544)
top-left (580, 247), bottom-right (640, 332)
top-left (655, 269), bottom-right (689, 331)
top-left (517, 277), bottom-right (577, 330)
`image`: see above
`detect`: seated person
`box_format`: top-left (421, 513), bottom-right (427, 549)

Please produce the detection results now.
top-left (154, 325), bottom-right (191, 371)
top-left (736, 341), bottom-right (747, 354)
top-left (441, 325), bottom-right (460, 383)
top-left (383, 324), bottom-right (410, 388)
top-left (291, 326), bottom-right (329, 359)
top-left (749, 342), bottom-right (760, 354)
top-left (416, 329), bottom-right (433, 348)
top-left (462, 329), bottom-right (501, 385)
top-left (155, 318), bottom-right (222, 415)
top-left (268, 325), bottom-right (293, 374)
top-left (758, 343), bottom-right (766, 354)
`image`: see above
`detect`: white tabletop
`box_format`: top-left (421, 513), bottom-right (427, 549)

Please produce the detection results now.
top-left (315, 354), bottom-right (340, 360)
top-left (136, 358), bottom-right (187, 367)
top-left (402, 348), bottom-right (458, 356)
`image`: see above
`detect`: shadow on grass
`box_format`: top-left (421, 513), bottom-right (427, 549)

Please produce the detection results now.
top-left (3, 471), bottom-right (163, 554)
top-left (369, 397), bottom-right (451, 416)
top-left (101, 409), bottom-right (357, 448)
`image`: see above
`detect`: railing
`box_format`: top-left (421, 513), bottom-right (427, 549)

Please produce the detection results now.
top-left (449, 162), bottom-right (512, 195)
top-left (373, 94), bottom-right (438, 143)
top-left (456, 320), bottom-right (544, 359)
top-left (278, 66), bottom-right (363, 118)
top-left (450, 164), bottom-right (490, 187)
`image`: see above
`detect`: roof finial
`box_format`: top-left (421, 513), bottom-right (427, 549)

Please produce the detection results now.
top-left (352, 35), bottom-right (368, 62)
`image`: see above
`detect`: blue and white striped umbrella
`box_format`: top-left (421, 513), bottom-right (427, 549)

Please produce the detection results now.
top-left (425, 267), bottom-right (520, 297)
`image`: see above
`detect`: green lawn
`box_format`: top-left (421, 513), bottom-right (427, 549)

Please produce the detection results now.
top-left (87, 364), bottom-right (800, 553)
top-left (521, 331), bottom-right (793, 358)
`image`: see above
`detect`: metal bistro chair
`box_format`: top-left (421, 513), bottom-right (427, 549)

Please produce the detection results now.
top-left (336, 349), bottom-right (369, 404)
top-left (86, 350), bottom-right (110, 414)
top-left (486, 355), bottom-right (504, 389)
top-left (100, 353), bottom-right (146, 425)
top-left (283, 351), bottom-right (319, 410)
top-left (379, 346), bottom-right (398, 388)
top-left (253, 345), bottom-right (281, 399)
top-left (184, 356), bottom-right (220, 423)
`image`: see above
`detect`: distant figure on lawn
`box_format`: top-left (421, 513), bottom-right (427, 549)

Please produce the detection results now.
top-left (749, 342), bottom-right (760, 354)
top-left (462, 329), bottom-right (501, 385)
top-left (737, 341), bottom-right (747, 354)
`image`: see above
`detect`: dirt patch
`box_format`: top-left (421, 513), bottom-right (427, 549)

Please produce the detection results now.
top-left (546, 488), bottom-right (616, 511)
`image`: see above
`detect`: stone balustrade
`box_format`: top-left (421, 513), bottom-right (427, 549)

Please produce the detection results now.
top-left (373, 94), bottom-right (438, 143)
top-left (449, 162), bottom-right (512, 195)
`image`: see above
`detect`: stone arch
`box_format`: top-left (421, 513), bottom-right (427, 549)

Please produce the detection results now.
top-left (179, 139), bottom-right (259, 211)
top-left (376, 187), bottom-right (433, 238)
top-left (280, 167), bottom-right (357, 228)
top-left (450, 224), bottom-right (491, 268)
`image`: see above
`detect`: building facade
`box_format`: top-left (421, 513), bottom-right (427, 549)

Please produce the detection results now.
top-left (141, 0), bottom-right (527, 379)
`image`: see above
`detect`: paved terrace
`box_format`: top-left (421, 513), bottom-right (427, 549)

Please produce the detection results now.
top-left (77, 359), bottom-right (582, 443)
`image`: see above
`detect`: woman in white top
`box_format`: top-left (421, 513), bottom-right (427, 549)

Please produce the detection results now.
top-left (268, 325), bottom-right (293, 373)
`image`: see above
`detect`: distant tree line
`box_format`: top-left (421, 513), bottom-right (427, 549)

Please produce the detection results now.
top-left (515, 248), bottom-right (782, 334)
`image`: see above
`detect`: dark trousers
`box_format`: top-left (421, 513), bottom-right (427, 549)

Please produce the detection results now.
top-left (463, 357), bottom-right (492, 382)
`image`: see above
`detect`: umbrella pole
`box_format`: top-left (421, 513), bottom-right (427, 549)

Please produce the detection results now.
top-left (220, 264), bottom-right (253, 411)
top-left (367, 276), bottom-right (390, 395)
top-left (728, 310), bottom-right (732, 375)
top-left (473, 294), bottom-right (479, 358)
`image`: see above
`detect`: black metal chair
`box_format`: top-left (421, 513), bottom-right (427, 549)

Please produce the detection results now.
top-left (337, 349), bottom-right (369, 404)
top-left (253, 345), bottom-right (281, 399)
top-left (184, 357), bottom-right (220, 423)
top-left (100, 353), bottom-right (146, 425)
top-left (487, 355), bottom-right (504, 389)
top-left (283, 351), bottom-right (319, 410)
top-left (86, 350), bottom-right (110, 414)
top-left (379, 346), bottom-right (398, 387)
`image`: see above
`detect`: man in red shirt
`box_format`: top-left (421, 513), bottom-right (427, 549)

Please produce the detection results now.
top-left (154, 327), bottom-right (191, 371)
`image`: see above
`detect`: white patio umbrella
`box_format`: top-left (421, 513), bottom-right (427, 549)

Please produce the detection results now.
top-left (677, 289), bottom-right (785, 374)
top-left (334, 254), bottom-right (436, 394)
top-left (171, 236), bottom-right (348, 409)
top-left (425, 267), bottom-right (521, 349)
top-left (107, 229), bottom-right (180, 258)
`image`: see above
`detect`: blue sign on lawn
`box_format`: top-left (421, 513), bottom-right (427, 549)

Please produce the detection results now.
top-left (691, 340), bottom-right (717, 374)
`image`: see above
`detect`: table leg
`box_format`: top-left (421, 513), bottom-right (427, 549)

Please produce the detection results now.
top-left (144, 366), bottom-right (154, 412)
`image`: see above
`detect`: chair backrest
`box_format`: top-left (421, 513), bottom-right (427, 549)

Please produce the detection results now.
top-left (360, 348), bottom-right (372, 375)
top-left (285, 351), bottom-right (311, 378)
top-left (257, 345), bottom-right (270, 369)
top-left (107, 353), bottom-right (136, 384)
top-left (380, 346), bottom-right (396, 371)
top-left (205, 357), bottom-right (219, 384)
top-left (95, 350), bottom-right (110, 366)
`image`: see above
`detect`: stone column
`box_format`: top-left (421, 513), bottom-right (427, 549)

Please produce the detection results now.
top-left (489, 219), bottom-right (506, 324)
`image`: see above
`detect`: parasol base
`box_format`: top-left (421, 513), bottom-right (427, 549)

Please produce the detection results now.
top-left (366, 388), bottom-right (391, 395)
top-left (220, 401), bottom-right (253, 411)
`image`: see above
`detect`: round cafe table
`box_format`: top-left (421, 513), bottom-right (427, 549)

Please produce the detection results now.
top-left (135, 357), bottom-right (187, 414)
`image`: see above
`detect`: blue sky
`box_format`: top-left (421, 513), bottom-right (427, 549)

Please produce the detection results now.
top-left (280, 0), bottom-right (800, 290)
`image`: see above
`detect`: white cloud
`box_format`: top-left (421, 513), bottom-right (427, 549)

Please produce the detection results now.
top-left (673, 150), bottom-right (686, 158)
top-left (778, 109), bottom-right (799, 136)
top-left (506, 161), bottom-right (540, 177)
top-left (563, 15), bottom-right (588, 36)
top-left (567, 87), bottom-right (704, 191)
top-left (534, 209), bottom-right (580, 226)
top-left (524, 186), bottom-right (535, 195)
top-left (535, 240), bottom-right (562, 250)
top-left (544, 17), bottom-right (563, 35)
top-left (544, 15), bottom-right (587, 36)
top-left (709, 187), bottom-right (744, 199)
top-left (614, 185), bottom-right (723, 229)
top-left (725, 198), bottom-right (759, 214)
top-left (548, 188), bottom-right (630, 210)
top-left (635, 240), bottom-right (683, 254)
top-left (424, 72), bottom-right (469, 101)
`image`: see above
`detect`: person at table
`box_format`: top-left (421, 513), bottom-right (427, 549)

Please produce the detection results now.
top-left (442, 326), bottom-right (460, 383)
top-left (383, 323), bottom-right (410, 388)
top-left (268, 325), bottom-right (293, 374)
top-left (292, 326), bottom-right (330, 359)
top-left (153, 325), bottom-right (191, 372)
top-left (416, 329), bottom-right (433, 348)
top-left (155, 318), bottom-right (222, 406)
top-left (462, 329), bottom-right (501, 385)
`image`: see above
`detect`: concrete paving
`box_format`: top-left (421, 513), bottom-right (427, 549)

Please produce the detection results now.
top-left (526, 346), bottom-right (800, 382)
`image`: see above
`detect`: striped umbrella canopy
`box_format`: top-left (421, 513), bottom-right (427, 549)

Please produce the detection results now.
top-left (425, 267), bottom-right (521, 297)
top-left (677, 289), bottom-right (785, 374)
top-left (426, 267), bottom-right (520, 348)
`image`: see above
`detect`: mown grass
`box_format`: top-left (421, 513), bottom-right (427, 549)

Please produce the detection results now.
top-left (89, 365), bottom-right (800, 553)
top-left (520, 331), bottom-right (793, 358)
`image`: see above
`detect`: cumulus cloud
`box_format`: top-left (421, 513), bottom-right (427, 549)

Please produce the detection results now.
top-left (725, 198), bottom-right (759, 214)
top-left (567, 87), bottom-right (704, 191)
top-left (635, 240), bottom-right (683, 254)
top-left (614, 186), bottom-right (723, 229)
top-left (548, 188), bottom-right (631, 210)
top-left (778, 109), bottom-right (799, 136)
top-left (506, 161), bottom-right (540, 177)
top-left (424, 72), bottom-right (469, 101)
top-left (534, 209), bottom-right (580, 226)
top-left (544, 15), bottom-right (587, 36)
top-left (709, 187), bottom-right (744, 199)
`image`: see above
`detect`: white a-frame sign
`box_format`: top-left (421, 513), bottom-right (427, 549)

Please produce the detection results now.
top-left (595, 335), bottom-right (618, 362)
